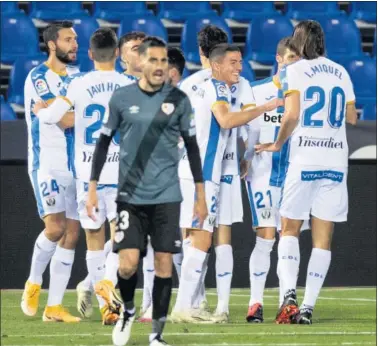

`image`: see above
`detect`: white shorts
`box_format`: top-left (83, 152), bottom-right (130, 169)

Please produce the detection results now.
top-left (180, 179), bottom-right (219, 233)
top-left (279, 164), bottom-right (348, 222)
top-left (29, 170), bottom-right (78, 220)
top-left (246, 177), bottom-right (310, 231)
top-left (77, 181), bottom-right (118, 230)
top-left (217, 175), bottom-right (243, 226)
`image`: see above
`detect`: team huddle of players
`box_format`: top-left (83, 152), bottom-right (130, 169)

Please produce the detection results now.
top-left (20, 17), bottom-right (356, 342)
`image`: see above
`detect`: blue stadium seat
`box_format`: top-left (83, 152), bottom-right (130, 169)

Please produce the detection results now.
top-left (1, 96), bottom-right (17, 121)
top-left (30, 2), bottom-right (88, 20)
top-left (241, 60), bottom-right (255, 83)
top-left (244, 15), bottom-right (293, 65)
top-left (73, 18), bottom-right (99, 53)
top-left (93, 2), bottom-right (150, 22)
top-left (349, 1), bottom-right (377, 23)
top-left (340, 56), bottom-right (377, 109)
top-left (360, 101), bottom-right (377, 121)
top-left (1, 14), bottom-right (40, 65)
top-left (76, 54), bottom-right (94, 72)
top-left (8, 55), bottom-right (46, 106)
top-left (0, 2), bottom-right (21, 15)
top-left (181, 15), bottom-right (233, 65)
top-left (157, 2), bottom-right (213, 22)
top-left (374, 30), bottom-right (377, 57)
top-left (222, 2), bottom-right (277, 22)
top-left (286, 2), bottom-right (341, 20)
top-left (318, 17), bottom-right (363, 61)
top-left (182, 68), bottom-right (192, 79)
top-left (118, 15), bottom-right (168, 42)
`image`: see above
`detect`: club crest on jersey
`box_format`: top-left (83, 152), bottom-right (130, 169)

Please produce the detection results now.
top-left (162, 103), bottom-right (175, 115)
top-left (114, 231), bottom-right (125, 243)
top-left (35, 79), bottom-right (49, 96)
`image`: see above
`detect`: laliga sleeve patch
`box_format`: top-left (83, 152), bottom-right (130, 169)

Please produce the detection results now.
top-left (216, 83), bottom-right (228, 98)
top-left (35, 79), bottom-right (49, 96)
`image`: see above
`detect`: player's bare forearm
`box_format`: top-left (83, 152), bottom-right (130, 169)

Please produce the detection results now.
top-left (57, 111), bottom-right (75, 129)
top-left (275, 112), bottom-right (298, 148)
top-left (195, 182), bottom-right (206, 200)
top-left (226, 104), bottom-right (268, 128)
top-left (346, 103), bottom-right (357, 125)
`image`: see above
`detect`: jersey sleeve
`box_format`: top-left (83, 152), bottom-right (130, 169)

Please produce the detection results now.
top-left (280, 64), bottom-right (300, 97)
top-left (179, 95), bottom-right (196, 137)
top-left (210, 80), bottom-right (230, 110)
top-left (344, 70), bottom-right (356, 105)
top-left (30, 70), bottom-right (56, 103)
top-left (101, 91), bottom-right (121, 135)
top-left (239, 79), bottom-right (256, 110)
top-left (59, 75), bottom-right (78, 107)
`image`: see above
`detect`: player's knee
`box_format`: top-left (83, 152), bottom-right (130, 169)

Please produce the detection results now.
top-left (118, 262), bottom-right (138, 279)
top-left (154, 253), bottom-right (173, 278)
top-left (190, 230), bottom-right (212, 252)
top-left (44, 216), bottom-right (67, 242)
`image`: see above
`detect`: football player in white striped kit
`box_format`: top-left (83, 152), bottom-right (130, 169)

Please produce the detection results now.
top-left (256, 21), bottom-right (357, 325)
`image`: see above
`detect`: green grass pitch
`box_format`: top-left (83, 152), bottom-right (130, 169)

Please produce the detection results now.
top-left (1, 287), bottom-right (376, 346)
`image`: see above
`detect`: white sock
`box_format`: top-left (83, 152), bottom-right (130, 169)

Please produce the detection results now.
top-left (104, 250), bottom-right (119, 287)
top-left (174, 246), bottom-right (207, 312)
top-left (277, 259), bottom-right (284, 307)
top-left (249, 237), bottom-right (275, 306)
top-left (86, 250), bottom-right (106, 308)
top-left (104, 239), bottom-right (112, 257)
top-left (215, 245), bottom-right (233, 314)
top-left (28, 230), bottom-right (57, 285)
top-left (277, 236), bottom-right (300, 295)
top-left (47, 246), bottom-right (75, 306)
top-left (182, 237), bottom-right (191, 256)
top-left (192, 253), bottom-right (209, 308)
top-left (173, 251), bottom-right (183, 282)
top-left (301, 248), bottom-right (331, 310)
top-left (142, 240), bottom-right (154, 311)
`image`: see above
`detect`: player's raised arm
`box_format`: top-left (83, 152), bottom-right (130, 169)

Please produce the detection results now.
top-left (179, 95), bottom-right (208, 224)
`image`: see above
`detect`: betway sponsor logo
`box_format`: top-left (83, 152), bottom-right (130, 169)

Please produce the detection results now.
top-left (298, 136), bottom-right (343, 149)
top-left (223, 152), bottom-right (235, 160)
top-left (82, 151), bottom-right (119, 163)
top-left (264, 113), bottom-right (283, 124)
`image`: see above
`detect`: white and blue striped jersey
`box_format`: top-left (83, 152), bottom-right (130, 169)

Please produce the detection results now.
top-left (246, 76), bottom-right (289, 187)
top-left (59, 70), bottom-right (135, 184)
top-left (281, 57), bottom-right (355, 168)
top-left (222, 77), bottom-right (256, 175)
top-left (24, 63), bottom-right (79, 175)
top-left (178, 68), bottom-right (211, 99)
top-left (179, 78), bottom-right (231, 184)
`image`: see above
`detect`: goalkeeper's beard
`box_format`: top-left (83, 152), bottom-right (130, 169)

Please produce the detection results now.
top-left (56, 47), bottom-right (76, 65)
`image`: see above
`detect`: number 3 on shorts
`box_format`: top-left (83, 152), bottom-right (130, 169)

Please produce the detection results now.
top-left (116, 210), bottom-right (129, 231)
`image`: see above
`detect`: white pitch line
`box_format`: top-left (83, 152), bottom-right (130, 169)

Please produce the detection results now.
top-left (3, 331), bottom-right (376, 338)
top-left (5, 344), bottom-right (376, 346)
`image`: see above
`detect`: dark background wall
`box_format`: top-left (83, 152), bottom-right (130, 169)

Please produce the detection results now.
top-left (1, 162), bottom-right (376, 289)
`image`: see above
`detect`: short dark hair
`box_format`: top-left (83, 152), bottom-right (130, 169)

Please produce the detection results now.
top-left (197, 25), bottom-right (229, 58)
top-left (90, 28), bottom-right (118, 62)
top-left (168, 47), bottom-right (185, 76)
top-left (118, 31), bottom-right (147, 50)
top-left (276, 37), bottom-right (293, 56)
top-left (209, 43), bottom-right (240, 62)
top-left (138, 36), bottom-right (167, 56)
top-left (291, 20), bottom-right (325, 60)
top-left (43, 21), bottom-right (74, 52)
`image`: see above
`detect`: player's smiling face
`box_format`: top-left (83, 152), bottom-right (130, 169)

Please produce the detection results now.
top-left (141, 47), bottom-right (169, 87)
top-left (54, 28), bottom-right (78, 64)
top-left (217, 51), bottom-right (242, 86)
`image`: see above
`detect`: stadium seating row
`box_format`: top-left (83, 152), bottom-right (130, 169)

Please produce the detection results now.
top-left (1, 1), bottom-right (376, 23)
top-left (1, 12), bottom-right (375, 66)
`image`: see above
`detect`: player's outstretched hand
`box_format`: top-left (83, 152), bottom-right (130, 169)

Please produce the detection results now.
top-left (194, 196), bottom-right (208, 226)
top-left (255, 142), bottom-right (281, 154)
top-left (240, 159), bottom-right (251, 179)
top-left (32, 100), bottom-right (47, 115)
top-left (86, 184), bottom-right (99, 221)
top-left (264, 98), bottom-right (284, 112)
